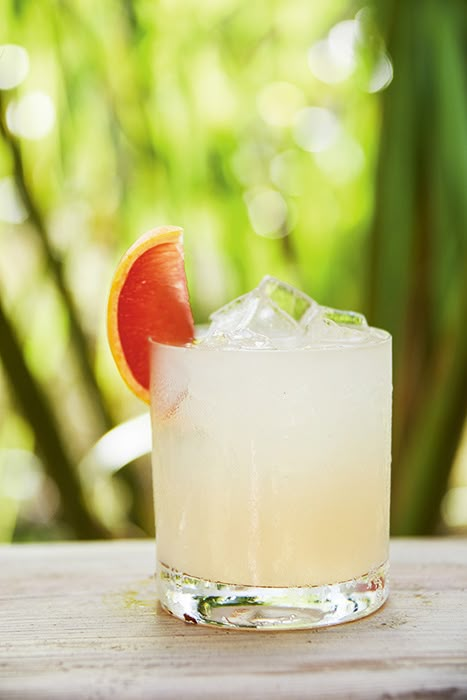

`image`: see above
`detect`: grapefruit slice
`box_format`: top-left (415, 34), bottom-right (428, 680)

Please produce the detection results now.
top-left (107, 226), bottom-right (195, 404)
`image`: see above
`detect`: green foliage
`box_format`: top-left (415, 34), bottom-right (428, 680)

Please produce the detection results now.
top-left (0, 0), bottom-right (465, 540)
top-left (370, 0), bottom-right (467, 533)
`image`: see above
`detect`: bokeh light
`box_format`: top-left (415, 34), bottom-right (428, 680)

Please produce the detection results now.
top-left (257, 82), bottom-right (305, 127)
top-left (314, 135), bottom-right (365, 184)
top-left (442, 487), bottom-right (467, 529)
top-left (308, 40), bottom-right (354, 84)
top-left (0, 449), bottom-right (42, 501)
top-left (0, 44), bottom-right (29, 90)
top-left (328, 20), bottom-right (360, 73)
top-left (368, 52), bottom-right (394, 93)
top-left (0, 176), bottom-right (27, 224)
top-left (270, 150), bottom-right (303, 196)
top-left (6, 91), bottom-right (56, 140)
top-left (307, 18), bottom-right (361, 86)
top-left (245, 188), bottom-right (288, 238)
top-left (294, 107), bottom-right (340, 153)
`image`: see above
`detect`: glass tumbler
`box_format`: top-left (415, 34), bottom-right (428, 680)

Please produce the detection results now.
top-left (150, 332), bottom-right (391, 630)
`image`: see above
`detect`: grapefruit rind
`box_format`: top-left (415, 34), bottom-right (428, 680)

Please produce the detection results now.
top-left (107, 225), bottom-right (192, 404)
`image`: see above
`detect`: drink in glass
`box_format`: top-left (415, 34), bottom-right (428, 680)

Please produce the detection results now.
top-left (150, 277), bottom-right (391, 630)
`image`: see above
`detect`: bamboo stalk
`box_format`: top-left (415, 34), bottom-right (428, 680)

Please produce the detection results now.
top-left (0, 296), bottom-right (109, 539)
top-left (391, 272), bottom-right (467, 534)
top-left (371, 0), bottom-right (467, 533)
top-left (0, 95), bottom-right (152, 537)
top-left (0, 102), bottom-right (114, 433)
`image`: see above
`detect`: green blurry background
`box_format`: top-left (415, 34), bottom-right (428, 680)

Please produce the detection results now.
top-left (0, 0), bottom-right (466, 542)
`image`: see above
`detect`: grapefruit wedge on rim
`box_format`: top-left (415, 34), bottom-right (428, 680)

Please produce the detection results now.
top-left (107, 226), bottom-right (195, 404)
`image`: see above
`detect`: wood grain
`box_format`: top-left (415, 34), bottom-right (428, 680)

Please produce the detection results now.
top-left (0, 539), bottom-right (466, 699)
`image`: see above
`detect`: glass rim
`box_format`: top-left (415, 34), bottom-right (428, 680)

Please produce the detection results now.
top-left (148, 327), bottom-right (392, 353)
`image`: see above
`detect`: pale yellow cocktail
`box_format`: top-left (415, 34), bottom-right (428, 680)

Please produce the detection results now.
top-left (151, 277), bottom-right (391, 629)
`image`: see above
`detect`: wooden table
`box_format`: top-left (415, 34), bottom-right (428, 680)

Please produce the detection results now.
top-left (1, 539), bottom-right (466, 699)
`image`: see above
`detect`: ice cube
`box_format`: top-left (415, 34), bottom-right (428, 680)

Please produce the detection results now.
top-left (207, 292), bottom-right (299, 346)
top-left (247, 296), bottom-right (301, 338)
top-left (209, 292), bottom-right (259, 332)
top-left (205, 277), bottom-right (325, 349)
top-left (258, 276), bottom-right (318, 323)
top-left (200, 328), bottom-right (275, 350)
top-left (321, 307), bottom-right (368, 327)
top-left (209, 277), bottom-right (316, 341)
top-left (304, 308), bottom-right (369, 345)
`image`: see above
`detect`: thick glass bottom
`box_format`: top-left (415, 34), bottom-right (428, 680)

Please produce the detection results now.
top-left (158, 560), bottom-right (389, 630)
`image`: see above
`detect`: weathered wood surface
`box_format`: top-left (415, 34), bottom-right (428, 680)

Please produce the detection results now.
top-left (0, 539), bottom-right (466, 700)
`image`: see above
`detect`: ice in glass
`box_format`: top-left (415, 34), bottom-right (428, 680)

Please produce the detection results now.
top-left (150, 277), bottom-right (392, 629)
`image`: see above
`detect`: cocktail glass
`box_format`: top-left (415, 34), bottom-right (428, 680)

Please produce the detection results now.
top-left (150, 291), bottom-right (391, 630)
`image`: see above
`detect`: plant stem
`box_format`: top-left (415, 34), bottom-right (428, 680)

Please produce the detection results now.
top-left (0, 296), bottom-right (109, 539)
top-left (0, 98), bottom-right (114, 433)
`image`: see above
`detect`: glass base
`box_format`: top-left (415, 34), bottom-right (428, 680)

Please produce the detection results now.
top-left (158, 560), bottom-right (389, 630)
